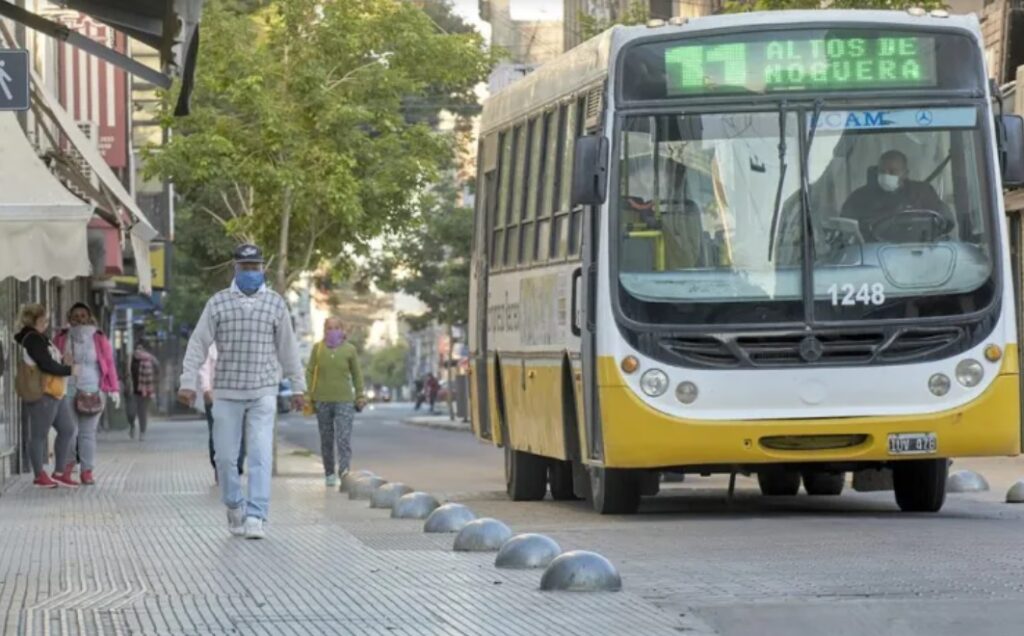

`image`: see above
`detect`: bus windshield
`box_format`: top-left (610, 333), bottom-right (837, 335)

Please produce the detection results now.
top-left (616, 106), bottom-right (997, 325)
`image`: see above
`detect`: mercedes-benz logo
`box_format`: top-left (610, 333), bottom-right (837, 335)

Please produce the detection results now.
top-left (916, 110), bottom-right (933, 126)
top-left (799, 336), bottom-right (824, 362)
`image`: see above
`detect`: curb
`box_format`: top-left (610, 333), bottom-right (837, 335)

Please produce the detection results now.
top-left (401, 417), bottom-right (471, 433)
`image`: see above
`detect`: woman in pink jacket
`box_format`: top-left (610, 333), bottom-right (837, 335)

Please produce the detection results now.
top-left (54, 303), bottom-right (120, 485)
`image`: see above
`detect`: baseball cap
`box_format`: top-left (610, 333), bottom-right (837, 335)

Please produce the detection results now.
top-left (233, 244), bottom-right (264, 263)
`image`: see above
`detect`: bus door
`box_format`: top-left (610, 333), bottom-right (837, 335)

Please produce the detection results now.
top-left (473, 134), bottom-right (501, 440)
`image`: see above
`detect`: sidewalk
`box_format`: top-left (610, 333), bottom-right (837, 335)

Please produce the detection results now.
top-left (0, 417), bottom-right (702, 636)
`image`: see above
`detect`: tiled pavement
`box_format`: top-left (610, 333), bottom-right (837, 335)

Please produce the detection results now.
top-left (0, 419), bottom-right (711, 636)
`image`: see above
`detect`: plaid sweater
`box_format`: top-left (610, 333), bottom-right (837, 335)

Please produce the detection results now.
top-left (179, 283), bottom-right (306, 400)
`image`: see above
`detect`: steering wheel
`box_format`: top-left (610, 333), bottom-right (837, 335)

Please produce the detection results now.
top-left (868, 209), bottom-right (950, 243)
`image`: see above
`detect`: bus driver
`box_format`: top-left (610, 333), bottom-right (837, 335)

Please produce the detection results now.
top-left (840, 149), bottom-right (953, 241)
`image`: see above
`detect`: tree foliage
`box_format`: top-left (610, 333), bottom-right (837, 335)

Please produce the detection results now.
top-left (366, 180), bottom-right (472, 331)
top-left (363, 343), bottom-right (410, 389)
top-left (724, 0), bottom-right (946, 11)
top-left (578, 1), bottom-right (649, 42)
top-left (145, 0), bottom-right (491, 294)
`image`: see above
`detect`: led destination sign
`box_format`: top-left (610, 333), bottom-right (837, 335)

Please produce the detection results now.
top-left (665, 34), bottom-right (937, 95)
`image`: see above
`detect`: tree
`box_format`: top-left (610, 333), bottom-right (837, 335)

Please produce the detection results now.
top-left (364, 343), bottom-right (410, 391)
top-left (724, 0), bottom-right (945, 10)
top-left (145, 0), bottom-right (492, 294)
top-left (366, 178), bottom-right (471, 418)
top-left (578, 1), bottom-right (649, 42)
top-left (368, 180), bottom-right (472, 331)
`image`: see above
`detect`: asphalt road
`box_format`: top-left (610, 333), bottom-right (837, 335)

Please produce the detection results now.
top-left (278, 402), bottom-right (1024, 636)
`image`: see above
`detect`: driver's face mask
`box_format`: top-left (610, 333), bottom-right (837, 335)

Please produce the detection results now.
top-left (877, 171), bottom-right (903, 193)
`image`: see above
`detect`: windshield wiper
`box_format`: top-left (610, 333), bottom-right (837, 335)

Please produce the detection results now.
top-left (767, 101), bottom-right (788, 261)
top-left (800, 98), bottom-right (825, 324)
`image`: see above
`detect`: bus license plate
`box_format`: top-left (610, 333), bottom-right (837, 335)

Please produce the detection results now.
top-left (887, 433), bottom-right (937, 455)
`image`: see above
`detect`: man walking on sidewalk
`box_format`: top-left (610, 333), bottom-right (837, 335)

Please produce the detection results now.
top-left (177, 244), bottom-right (306, 540)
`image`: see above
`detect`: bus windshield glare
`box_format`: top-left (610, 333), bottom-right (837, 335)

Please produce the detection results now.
top-left (616, 106), bottom-right (996, 325)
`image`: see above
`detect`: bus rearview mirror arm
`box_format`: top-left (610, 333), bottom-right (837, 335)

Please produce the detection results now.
top-left (996, 114), bottom-right (1024, 188)
top-left (571, 135), bottom-right (609, 207)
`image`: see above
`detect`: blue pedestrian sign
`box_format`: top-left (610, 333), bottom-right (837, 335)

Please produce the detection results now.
top-left (0, 50), bottom-right (30, 111)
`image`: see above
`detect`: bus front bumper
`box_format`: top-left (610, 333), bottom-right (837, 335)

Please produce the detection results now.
top-left (599, 374), bottom-right (1021, 469)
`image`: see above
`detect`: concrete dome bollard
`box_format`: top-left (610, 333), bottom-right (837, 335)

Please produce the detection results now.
top-left (539, 550), bottom-right (622, 592)
top-left (391, 492), bottom-right (441, 519)
top-left (495, 533), bottom-right (561, 569)
top-left (1006, 480), bottom-right (1024, 503)
top-left (423, 503), bottom-right (476, 533)
top-left (340, 470), bottom-right (376, 492)
top-left (947, 470), bottom-right (990, 493)
top-left (370, 483), bottom-right (414, 509)
top-left (349, 476), bottom-right (387, 500)
top-left (453, 518), bottom-right (512, 552)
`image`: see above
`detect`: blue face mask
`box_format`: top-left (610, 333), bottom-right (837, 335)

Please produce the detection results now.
top-left (235, 270), bottom-right (265, 295)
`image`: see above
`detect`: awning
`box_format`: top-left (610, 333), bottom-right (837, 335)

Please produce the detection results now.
top-left (0, 112), bottom-right (93, 281)
top-left (0, 1), bottom-right (202, 116)
top-left (0, 19), bottom-right (161, 295)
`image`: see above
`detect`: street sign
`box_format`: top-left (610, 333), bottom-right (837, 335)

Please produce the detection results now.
top-left (0, 49), bottom-right (29, 111)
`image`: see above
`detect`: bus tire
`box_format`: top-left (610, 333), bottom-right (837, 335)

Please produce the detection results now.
top-left (893, 459), bottom-right (947, 513)
top-left (505, 444), bottom-right (547, 501)
top-left (757, 467), bottom-right (801, 496)
top-left (801, 470), bottom-right (845, 496)
top-left (548, 460), bottom-right (578, 500)
top-left (589, 467), bottom-right (641, 514)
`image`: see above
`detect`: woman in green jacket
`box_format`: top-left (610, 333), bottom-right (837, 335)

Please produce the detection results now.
top-left (306, 317), bottom-right (366, 487)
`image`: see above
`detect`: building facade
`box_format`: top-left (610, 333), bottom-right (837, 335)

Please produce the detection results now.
top-left (563, 0), bottom-right (721, 51)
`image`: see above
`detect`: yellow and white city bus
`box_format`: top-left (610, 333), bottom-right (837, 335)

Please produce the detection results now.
top-left (468, 9), bottom-right (1024, 514)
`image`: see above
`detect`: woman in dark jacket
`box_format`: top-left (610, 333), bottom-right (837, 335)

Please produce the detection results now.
top-left (14, 304), bottom-right (78, 488)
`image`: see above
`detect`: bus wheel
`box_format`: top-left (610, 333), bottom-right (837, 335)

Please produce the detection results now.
top-left (548, 460), bottom-right (578, 501)
top-left (801, 470), bottom-right (845, 496)
top-left (893, 459), bottom-right (947, 513)
top-left (504, 444), bottom-right (547, 501)
top-left (757, 467), bottom-right (801, 496)
top-left (589, 467), bottom-right (641, 514)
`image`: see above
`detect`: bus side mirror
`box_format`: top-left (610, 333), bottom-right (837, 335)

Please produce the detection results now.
top-left (571, 135), bottom-right (609, 207)
top-left (997, 114), bottom-right (1024, 188)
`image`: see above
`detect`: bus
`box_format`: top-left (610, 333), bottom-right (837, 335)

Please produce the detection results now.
top-left (468, 9), bottom-right (1024, 514)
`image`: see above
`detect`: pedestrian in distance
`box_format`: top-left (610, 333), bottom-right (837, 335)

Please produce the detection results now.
top-left (13, 304), bottom-right (78, 488)
top-left (305, 317), bottom-right (366, 488)
top-left (129, 341), bottom-right (159, 441)
top-left (177, 244), bottom-right (306, 540)
top-left (425, 372), bottom-right (440, 414)
top-left (196, 343), bottom-right (246, 485)
top-left (413, 377), bottom-right (424, 411)
top-left (54, 303), bottom-right (121, 486)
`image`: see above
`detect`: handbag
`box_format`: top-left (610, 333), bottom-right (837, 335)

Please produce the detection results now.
top-left (15, 356), bottom-right (44, 402)
top-left (302, 343), bottom-right (321, 417)
top-left (75, 391), bottom-right (103, 415)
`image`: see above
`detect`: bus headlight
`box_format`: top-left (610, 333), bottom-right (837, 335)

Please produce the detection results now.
top-left (955, 359), bottom-right (984, 388)
top-left (639, 369), bottom-right (669, 397)
top-left (928, 373), bottom-right (951, 397)
top-left (675, 381), bottom-right (698, 404)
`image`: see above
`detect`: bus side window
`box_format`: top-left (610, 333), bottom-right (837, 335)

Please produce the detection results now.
top-left (552, 101), bottom-right (575, 260)
top-left (534, 109), bottom-right (557, 263)
top-left (492, 130), bottom-right (511, 268)
top-left (568, 94), bottom-right (587, 257)
top-left (506, 124), bottom-right (527, 266)
top-left (519, 116), bottom-right (541, 264)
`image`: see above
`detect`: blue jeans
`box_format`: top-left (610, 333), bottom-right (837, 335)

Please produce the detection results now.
top-left (212, 395), bottom-right (275, 520)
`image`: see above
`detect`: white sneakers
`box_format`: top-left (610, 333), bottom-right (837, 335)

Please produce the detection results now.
top-left (243, 516), bottom-right (265, 540)
top-left (227, 507), bottom-right (266, 539)
top-left (227, 507), bottom-right (246, 536)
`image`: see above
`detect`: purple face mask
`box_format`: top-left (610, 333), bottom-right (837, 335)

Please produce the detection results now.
top-left (325, 329), bottom-right (345, 348)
